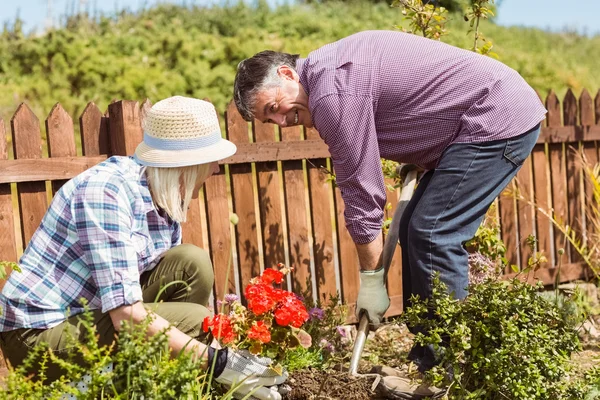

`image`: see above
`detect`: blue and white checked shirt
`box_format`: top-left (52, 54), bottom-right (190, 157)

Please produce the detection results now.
top-left (0, 156), bottom-right (181, 331)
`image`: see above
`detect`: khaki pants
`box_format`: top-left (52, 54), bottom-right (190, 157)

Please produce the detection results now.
top-left (0, 244), bottom-right (214, 382)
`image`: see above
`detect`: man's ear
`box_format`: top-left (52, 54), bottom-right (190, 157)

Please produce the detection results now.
top-left (277, 65), bottom-right (298, 81)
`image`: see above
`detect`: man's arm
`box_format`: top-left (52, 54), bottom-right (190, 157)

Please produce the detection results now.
top-left (356, 232), bottom-right (383, 271)
top-left (109, 302), bottom-right (209, 368)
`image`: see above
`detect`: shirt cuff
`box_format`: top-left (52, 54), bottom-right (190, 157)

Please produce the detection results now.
top-left (100, 282), bottom-right (144, 313)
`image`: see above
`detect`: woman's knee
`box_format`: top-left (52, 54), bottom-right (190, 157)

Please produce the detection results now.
top-left (167, 244), bottom-right (214, 283)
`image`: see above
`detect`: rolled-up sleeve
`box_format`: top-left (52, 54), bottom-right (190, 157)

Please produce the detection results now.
top-left (312, 94), bottom-right (387, 244)
top-left (73, 179), bottom-right (143, 313)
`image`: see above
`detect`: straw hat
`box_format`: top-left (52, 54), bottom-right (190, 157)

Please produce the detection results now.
top-left (134, 96), bottom-right (236, 167)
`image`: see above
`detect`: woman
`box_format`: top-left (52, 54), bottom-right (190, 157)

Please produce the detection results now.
top-left (0, 96), bottom-right (285, 400)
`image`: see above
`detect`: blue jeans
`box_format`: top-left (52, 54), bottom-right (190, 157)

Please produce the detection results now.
top-left (398, 124), bottom-right (541, 372)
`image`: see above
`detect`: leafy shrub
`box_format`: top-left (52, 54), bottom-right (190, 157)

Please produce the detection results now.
top-left (0, 302), bottom-right (234, 399)
top-left (402, 275), bottom-right (582, 399)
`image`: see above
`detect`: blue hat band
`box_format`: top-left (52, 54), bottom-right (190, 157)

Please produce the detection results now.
top-left (143, 131), bottom-right (222, 150)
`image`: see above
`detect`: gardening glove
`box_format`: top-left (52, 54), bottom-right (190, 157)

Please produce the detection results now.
top-left (356, 267), bottom-right (390, 330)
top-left (209, 347), bottom-right (287, 400)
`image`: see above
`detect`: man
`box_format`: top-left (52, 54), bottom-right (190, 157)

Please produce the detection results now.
top-left (233, 30), bottom-right (545, 397)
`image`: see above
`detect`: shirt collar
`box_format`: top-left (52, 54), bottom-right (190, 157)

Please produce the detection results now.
top-left (296, 58), bottom-right (308, 96)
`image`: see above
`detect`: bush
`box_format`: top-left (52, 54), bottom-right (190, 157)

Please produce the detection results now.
top-left (0, 303), bottom-right (233, 399)
top-left (402, 275), bottom-right (583, 399)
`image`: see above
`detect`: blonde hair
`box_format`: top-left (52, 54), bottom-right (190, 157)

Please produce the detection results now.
top-left (145, 163), bottom-right (212, 223)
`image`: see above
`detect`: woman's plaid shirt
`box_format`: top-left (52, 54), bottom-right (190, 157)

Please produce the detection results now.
top-left (0, 156), bottom-right (181, 331)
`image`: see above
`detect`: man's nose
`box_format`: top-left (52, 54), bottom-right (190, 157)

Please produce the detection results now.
top-left (274, 113), bottom-right (287, 127)
top-left (212, 162), bottom-right (220, 174)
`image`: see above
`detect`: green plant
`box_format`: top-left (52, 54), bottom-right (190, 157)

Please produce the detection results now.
top-left (0, 301), bottom-right (240, 399)
top-left (392, 0), bottom-right (449, 40)
top-left (464, 0), bottom-right (498, 57)
top-left (402, 274), bottom-right (582, 399)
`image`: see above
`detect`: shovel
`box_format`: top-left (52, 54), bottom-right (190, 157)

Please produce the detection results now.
top-left (349, 164), bottom-right (420, 378)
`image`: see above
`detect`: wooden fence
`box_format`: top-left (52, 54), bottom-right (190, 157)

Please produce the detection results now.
top-left (1, 89), bottom-right (600, 322)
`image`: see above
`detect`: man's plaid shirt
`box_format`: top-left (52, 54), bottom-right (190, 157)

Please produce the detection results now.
top-left (0, 156), bottom-right (181, 331)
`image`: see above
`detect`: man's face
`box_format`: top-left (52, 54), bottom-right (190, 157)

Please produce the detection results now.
top-left (252, 66), bottom-right (312, 128)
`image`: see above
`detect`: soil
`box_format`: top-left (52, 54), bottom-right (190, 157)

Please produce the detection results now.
top-left (284, 368), bottom-right (378, 400)
top-left (282, 321), bottom-right (600, 400)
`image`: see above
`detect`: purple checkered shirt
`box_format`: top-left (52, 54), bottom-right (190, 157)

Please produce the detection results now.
top-left (0, 156), bottom-right (181, 331)
top-left (297, 30), bottom-right (547, 244)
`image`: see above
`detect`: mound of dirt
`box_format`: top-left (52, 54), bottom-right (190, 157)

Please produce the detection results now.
top-left (284, 368), bottom-right (378, 400)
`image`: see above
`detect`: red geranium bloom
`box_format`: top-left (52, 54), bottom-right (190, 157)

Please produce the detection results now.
top-left (202, 314), bottom-right (236, 344)
top-left (245, 283), bottom-right (278, 315)
top-left (247, 321), bottom-right (271, 344)
top-left (274, 294), bottom-right (309, 328)
top-left (260, 268), bottom-right (284, 285)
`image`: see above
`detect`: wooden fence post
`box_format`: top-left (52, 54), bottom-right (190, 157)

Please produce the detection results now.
top-left (46, 103), bottom-right (77, 195)
top-left (0, 118), bottom-right (17, 271)
top-left (108, 100), bottom-right (143, 156)
top-left (11, 104), bottom-right (47, 248)
top-left (547, 90), bottom-right (569, 266)
top-left (227, 101), bottom-right (261, 289)
top-left (305, 127), bottom-right (338, 304)
top-left (80, 102), bottom-right (110, 156)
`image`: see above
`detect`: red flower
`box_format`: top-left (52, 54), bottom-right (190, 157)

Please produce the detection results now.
top-left (260, 268), bottom-right (284, 285)
top-left (245, 283), bottom-right (278, 315)
top-left (274, 293), bottom-right (309, 328)
top-left (247, 321), bottom-right (271, 344)
top-left (202, 314), bottom-right (236, 344)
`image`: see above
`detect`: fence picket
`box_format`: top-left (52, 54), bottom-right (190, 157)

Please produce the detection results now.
top-left (516, 145), bottom-right (536, 266)
top-left (253, 121), bottom-right (286, 282)
top-left (580, 89), bottom-right (598, 264)
top-left (596, 90), bottom-right (600, 124)
top-left (179, 97), bottom-right (205, 251)
top-left (564, 89), bottom-right (584, 263)
top-left (334, 186), bottom-right (360, 322)
top-left (546, 91), bottom-right (569, 265)
top-left (80, 102), bottom-right (110, 156)
top-left (46, 103), bottom-right (77, 195)
top-left (0, 118), bottom-right (17, 285)
top-left (11, 104), bottom-right (47, 247)
top-left (305, 127), bottom-right (338, 304)
top-left (108, 101), bottom-right (143, 156)
top-left (226, 101), bottom-right (261, 289)
top-left (281, 125), bottom-right (312, 298)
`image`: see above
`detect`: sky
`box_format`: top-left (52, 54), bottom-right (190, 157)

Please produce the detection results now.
top-left (0, 0), bottom-right (599, 37)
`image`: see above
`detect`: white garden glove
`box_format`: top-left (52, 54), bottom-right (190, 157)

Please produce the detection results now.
top-left (211, 348), bottom-right (288, 400)
top-left (356, 267), bottom-right (390, 330)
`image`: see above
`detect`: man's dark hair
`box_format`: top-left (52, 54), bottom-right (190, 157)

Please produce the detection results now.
top-left (233, 50), bottom-right (300, 121)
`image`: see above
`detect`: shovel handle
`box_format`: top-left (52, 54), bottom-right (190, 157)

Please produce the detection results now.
top-left (349, 313), bottom-right (370, 376)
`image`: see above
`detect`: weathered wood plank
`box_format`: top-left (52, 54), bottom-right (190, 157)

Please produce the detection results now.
top-left (499, 183), bottom-right (519, 270)
top-left (253, 121), bottom-right (286, 278)
top-left (204, 170), bottom-right (236, 299)
top-left (334, 185), bottom-right (360, 320)
top-left (0, 156), bottom-right (108, 184)
top-left (516, 153), bottom-right (535, 267)
top-left (580, 89), bottom-right (599, 259)
top-left (531, 140), bottom-right (553, 266)
top-left (564, 89), bottom-right (584, 263)
top-left (80, 102), bottom-right (110, 156)
top-left (107, 100), bottom-right (143, 156)
top-left (226, 101), bottom-right (261, 289)
top-left (305, 127), bottom-right (338, 304)
top-left (11, 104), bottom-right (47, 247)
top-left (0, 118), bottom-right (17, 292)
top-left (46, 103), bottom-right (77, 195)
top-left (547, 91), bottom-right (569, 265)
top-left (281, 125), bottom-right (312, 297)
